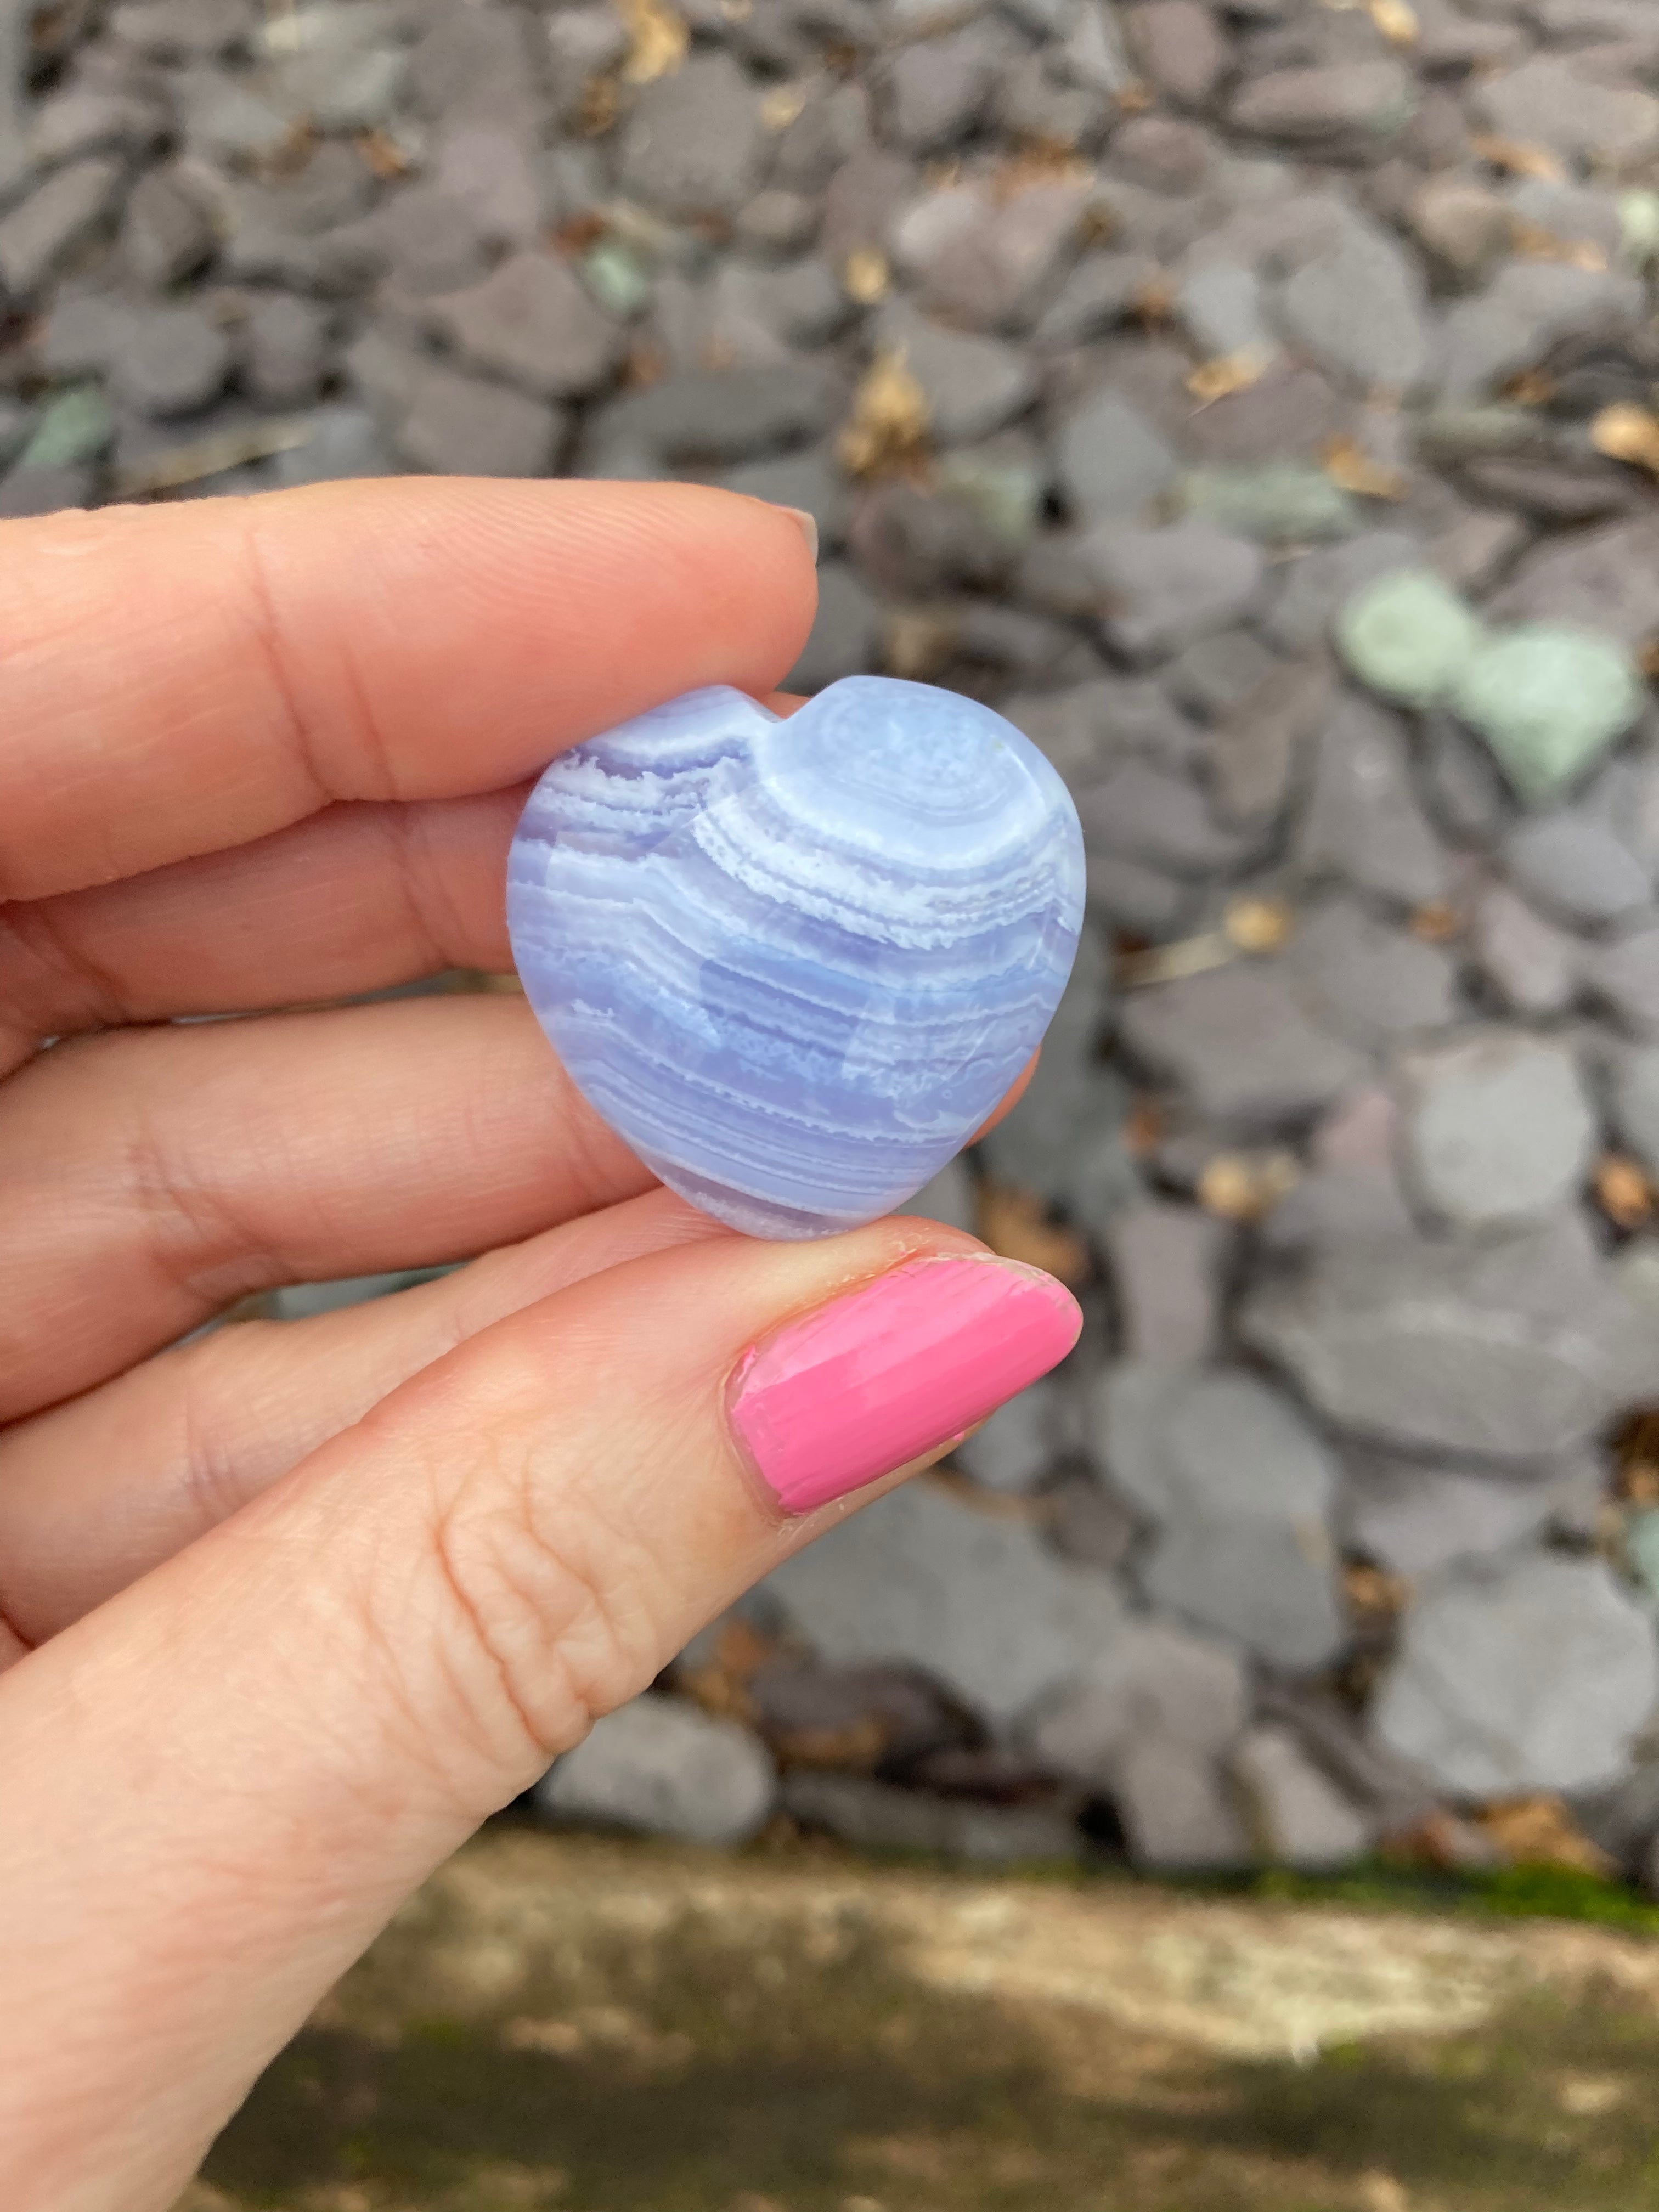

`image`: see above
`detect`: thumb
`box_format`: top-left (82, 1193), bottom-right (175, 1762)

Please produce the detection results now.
top-left (0, 1217), bottom-right (1080, 2212)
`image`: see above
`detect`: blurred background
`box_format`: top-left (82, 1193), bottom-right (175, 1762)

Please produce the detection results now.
top-left (10, 0), bottom-right (1659, 2200)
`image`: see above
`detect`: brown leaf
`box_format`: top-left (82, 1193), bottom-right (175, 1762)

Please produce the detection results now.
top-left (1197, 1150), bottom-right (1300, 1222)
top-left (1471, 132), bottom-right (1567, 183)
top-left (1368, 0), bottom-right (1418, 41)
top-left (1593, 403), bottom-right (1659, 478)
top-left (1474, 1795), bottom-right (1617, 1878)
top-left (841, 246), bottom-right (891, 304)
top-left (1322, 435), bottom-right (1406, 501)
top-left (1223, 896), bottom-right (1295, 953)
top-left (838, 349), bottom-right (931, 478)
top-left (1595, 1152), bottom-right (1655, 1229)
top-left (1186, 349), bottom-right (1273, 403)
top-left (975, 1181), bottom-right (1091, 1287)
top-left (617, 0), bottom-right (688, 83)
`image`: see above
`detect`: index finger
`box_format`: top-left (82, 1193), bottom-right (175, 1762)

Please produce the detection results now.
top-left (0, 479), bottom-right (817, 902)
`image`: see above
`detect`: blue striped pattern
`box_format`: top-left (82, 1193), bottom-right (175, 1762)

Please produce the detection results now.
top-left (507, 676), bottom-right (1085, 1238)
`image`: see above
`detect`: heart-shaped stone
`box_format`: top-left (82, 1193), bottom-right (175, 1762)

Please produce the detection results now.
top-left (507, 675), bottom-right (1085, 1238)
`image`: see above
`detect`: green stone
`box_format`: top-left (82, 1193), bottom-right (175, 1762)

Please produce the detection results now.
top-left (1177, 463), bottom-right (1359, 544)
top-left (579, 241), bottom-right (652, 320)
top-left (1336, 567), bottom-right (1485, 707)
top-left (1450, 624), bottom-right (1645, 806)
top-left (20, 383), bottom-right (113, 470)
top-left (1619, 188), bottom-right (1659, 270)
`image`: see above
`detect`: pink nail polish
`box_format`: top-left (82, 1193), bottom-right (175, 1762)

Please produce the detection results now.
top-left (729, 1255), bottom-right (1082, 1517)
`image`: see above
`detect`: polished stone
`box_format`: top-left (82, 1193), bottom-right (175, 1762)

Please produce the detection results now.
top-left (507, 676), bottom-right (1085, 1238)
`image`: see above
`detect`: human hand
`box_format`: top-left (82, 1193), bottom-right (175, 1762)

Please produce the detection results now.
top-left (0, 479), bottom-right (1081, 2211)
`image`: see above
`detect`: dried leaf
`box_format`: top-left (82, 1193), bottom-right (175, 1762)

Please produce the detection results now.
top-left (1593, 403), bottom-right (1659, 477)
top-left (1116, 79), bottom-right (1154, 113)
top-left (616, 0), bottom-right (687, 84)
top-left (992, 144), bottom-right (1093, 199)
top-left (883, 608), bottom-right (954, 682)
top-left (354, 126), bottom-right (409, 179)
top-left (1595, 1152), bottom-right (1654, 1228)
top-left (1510, 215), bottom-right (1607, 270)
top-left (841, 246), bottom-right (891, 304)
top-left (1471, 132), bottom-right (1566, 183)
top-left (1474, 1795), bottom-right (1616, 1878)
top-left (1118, 931), bottom-right (1235, 988)
top-left (1122, 1096), bottom-right (1164, 1159)
top-left (1641, 637), bottom-right (1659, 682)
top-left (113, 417), bottom-right (313, 499)
top-left (976, 1181), bottom-right (1091, 1286)
top-left (760, 81), bottom-right (809, 132)
top-left (838, 349), bottom-right (930, 478)
top-left (1409, 900), bottom-right (1461, 943)
top-left (1344, 1561), bottom-right (1409, 1622)
top-left (580, 72), bottom-right (620, 135)
top-left (1197, 1150), bottom-right (1299, 1222)
top-left (1223, 896), bottom-right (1295, 953)
top-left (1130, 274), bottom-right (1175, 326)
top-left (1322, 434), bottom-right (1406, 500)
top-left (1501, 368), bottom-right (1556, 408)
top-left (1367, 0), bottom-right (1418, 43)
top-left (1186, 348), bottom-right (1273, 403)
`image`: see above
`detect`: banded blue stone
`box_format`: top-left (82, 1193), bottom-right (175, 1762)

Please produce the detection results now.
top-left (506, 676), bottom-right (1085, 1239)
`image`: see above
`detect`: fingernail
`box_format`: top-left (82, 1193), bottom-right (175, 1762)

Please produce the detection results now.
top-left (729, 1255), bottom-right (1082, 1517)
top-left (775, 504), bottom-right (819, 563)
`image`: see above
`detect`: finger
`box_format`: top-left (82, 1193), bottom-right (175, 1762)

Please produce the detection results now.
top-left (0, 480), bottom-right (816, 904)
top-left (0, 1186), bottom-right (730, 1643)
top-left (0, 693), bottom-right (816, 1056)
top-left (0, 992), bottom-right (653, 1418)
top-left (0, 1227), bottom-right (1079, 2208)
top-left (0, 789), bottom-right (525, 1068)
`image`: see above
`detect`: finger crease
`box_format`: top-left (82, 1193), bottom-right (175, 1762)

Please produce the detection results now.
top-left (234, 500), bottom-right (340, 820)
top-left (0, 898), bottom-right (129, 1042)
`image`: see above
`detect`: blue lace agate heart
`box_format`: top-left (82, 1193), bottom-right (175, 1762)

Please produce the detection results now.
top-left (506, 675), bottom-right (1085, 1239)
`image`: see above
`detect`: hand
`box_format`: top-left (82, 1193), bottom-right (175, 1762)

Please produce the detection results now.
top-left (0, 479), bottom-right (1080, 2211)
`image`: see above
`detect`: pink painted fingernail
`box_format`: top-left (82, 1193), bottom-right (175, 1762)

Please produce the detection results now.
top-left (729, 1255), bottom-right (1082, 1517)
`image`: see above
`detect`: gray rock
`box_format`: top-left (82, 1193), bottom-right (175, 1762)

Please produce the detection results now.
top-left (535, 1694), bottom-right (777, 1846)
top-left (406, 5), bottom-right (539, 126)
top-left (619, 53), bottom-right (764, 221)
top-left (1610, 1047), bottom-right (1659, 1178)
top-left (0, 465), bottom-right (94, 518)
top-left (1128, 0), bottom-right (1229, 110)
top-left (110, 0), bottom-right (251, 60)
top-left (721, 447), bottom-right (849, 549)
top-left (1121, 957), bottom-right (1367, 1130)
top-left (1175, 259), bottom-right (1277, 368)
top-left (242, 292), bottom-right (329, 408)
top-left (1487, 515), bottom-right (1659, 651)
top-left (269, 403), bottom-right (394, 486)
top-left (899, 1155), bottom-right (977, 1235)
top-left (1232, 1725), bottom-right (1373, 1867)
top-left (1470, 882), bottom-right (1581, 1017)
top-left (955, 1380), bottom-right (1063, 1497)
top-left (1006, 673), bottom-right (1194, 789)
top-left (881, 20), bottom-right (1008, 151)
top-left (121, 165), bottom-right (218, 290)
top-left (977, 928), bottom-right (1132, 1209)
top-left (1048, 1471), bottom-right (1138, 1573)
top-left (1374, 1553), bottom-right (1659, 1798)
top-left (1054, 387), bottom-right (1177, 524)
top-left (760, 1478), bottom-right (1127, 1726)
top-left (1342, 1449), bottom-right (1603, 1577)
top-left (175, 65), bottom-right (294, 164)
top-left (1077, 521), bottom-right (1265, 665)
top-left (40, 291), bottom-right (139, 380)
top-left (1504, 811), bottom-right (1653, 929)
top-left (1208, 658), bottom-right (1331, 830)
top-left (1285, 895), bottom-right (1460, 1047)
top-left (398, 359), bottom-right (565, 477)
top-left (588, 363), bottom-right (833, 471)
top-left (1472, 54), bottom-right (1659, 169)
top-left (422, 250), bottom-right (625, 400)
top-left (1408, 178), bottom-right (1515, 286)
top-left (111, 305), bottom-right (234, 419)
top-left (1102, 1200), bottom-right (1227, 1364)
top-left (1075, 757), bottom-right (1259, 878)
top-left (1402, 1031), bottom-right (1598, 1231)
top-left (1294, 696), bottom-right (1453, 910)
top-left (875, 301), bottom-right (1036, 444)
top-left (783, 1773), bottom-right (1081, 1864)
top-left (1229, 60), bottom-right (1416, 149)
top-left (1097, 1365), bottom-right (1346, 1668)
top-left (785, 561), bottom-right (881, 693)
top-left (432, 123), bottom-right (544, 251)
top-left (1261, 531), bottom-right (1420, 654)
top-left (1033, 251), bottom-right (1163, 347)
top-left (1167, 629), bottom-right (1280, 724)
top-left (1243, 1210), bottom-right (1657, 1460)
top-left (1032, 1616), bottom-right (1251, 1868)
top-left (1585, 918), bottom-right (1659, 1037)
top-left (1438, 261), bottom-right (1646, 403)
top-left (0, 157), bottom-right (123, 302)
top-left (1276, 222), bottom-right (1433, 394)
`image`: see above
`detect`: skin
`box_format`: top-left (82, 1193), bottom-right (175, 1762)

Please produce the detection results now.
top-left (0, 479), bottom-right (1036, 2212)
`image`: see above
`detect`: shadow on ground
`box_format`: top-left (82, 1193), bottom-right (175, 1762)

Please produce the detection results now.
top-left (187, 1832), bottom-right (1659, 2212)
